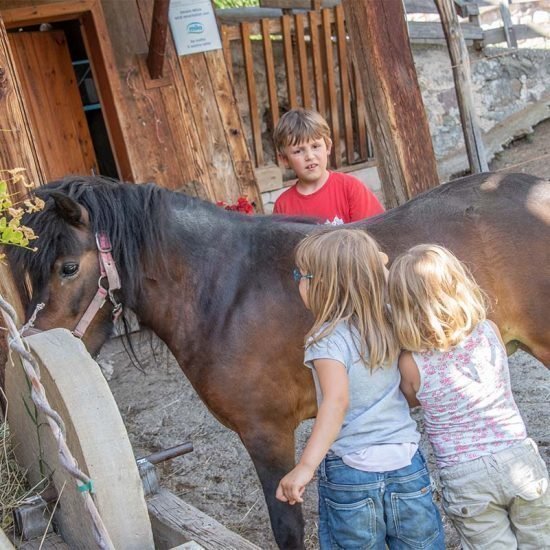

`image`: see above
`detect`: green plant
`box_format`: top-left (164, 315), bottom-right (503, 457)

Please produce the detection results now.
top-left (214, 0), bottom-right (259, 8)
top-left (0, 168), bottom-right (42, 261)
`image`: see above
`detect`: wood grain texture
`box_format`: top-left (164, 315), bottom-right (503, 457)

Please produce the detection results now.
top-left (343, 0), bottom-right (439, 206)
top-left (9, 31), bottom-right (99, 180)
top-left (148, 489), bottom-right (261, 550)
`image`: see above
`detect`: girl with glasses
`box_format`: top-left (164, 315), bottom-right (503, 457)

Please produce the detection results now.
top-left (276, 229), bottom-right (444, 549)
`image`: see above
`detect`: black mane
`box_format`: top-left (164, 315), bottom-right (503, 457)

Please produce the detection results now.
top-left (8, 175), bottom-right (316, 307)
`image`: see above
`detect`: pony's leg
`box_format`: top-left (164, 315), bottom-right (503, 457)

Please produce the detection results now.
top-left (241, 426), bottom-right (305, 550)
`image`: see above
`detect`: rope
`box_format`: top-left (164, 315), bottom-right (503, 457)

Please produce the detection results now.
top-left (0, 294), bottom-right (115, 550)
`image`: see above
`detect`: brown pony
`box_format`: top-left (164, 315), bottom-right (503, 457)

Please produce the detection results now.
top-left (8, 172), bottom-right (550, 549)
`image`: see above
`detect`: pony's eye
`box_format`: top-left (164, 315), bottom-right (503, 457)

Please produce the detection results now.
top-left (61, 263), bottom-right (79, 277)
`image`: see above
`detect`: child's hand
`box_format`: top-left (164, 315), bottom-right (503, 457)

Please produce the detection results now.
top-left (276, 464), bottom-right (315, 505)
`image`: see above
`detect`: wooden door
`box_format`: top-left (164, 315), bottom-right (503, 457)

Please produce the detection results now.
top-left (9, 30), bottom-right (98, 180)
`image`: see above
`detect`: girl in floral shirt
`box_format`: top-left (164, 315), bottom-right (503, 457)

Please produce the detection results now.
top-left (388, 244), bottom-right (550, 549)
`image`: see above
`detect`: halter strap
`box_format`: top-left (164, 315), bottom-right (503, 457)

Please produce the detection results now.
top-left (73, 232), bottom-right (123, 338)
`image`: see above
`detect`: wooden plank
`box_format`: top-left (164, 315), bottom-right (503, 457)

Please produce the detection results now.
top-left (434, 0), bottom-right (488, 173)
top-left (99, 0), bottom-right (178, 184)
top-left (221, 25), bottom-right (234, 82)
top-left (342, 0), bottom-right (440, 206)
top-left (0, 15), bottom-right (44, 192)
top-left (146, 0), bottom-right (170, 80)
top-left (322, 8), bottom-right (339, 167)
top-left (205, 49), bottom-right (264, 209)
top-left (294, 13), bottom-right (311, 109)
top-left (0, 0), bottom-right (95, 28)
top-left (335, 4), bottom-right (354, 164)
top-left (261, 18), bottom-right (280, 130)
top-left (147, 489), bottom-right (261, 550)
top-left (351, 60), bottom-right (368, 160)
top-left (136, 0), bottom-right (210, 196)
top-left (81, 1), bottom-right (134, 181)
top-left (9, 31), bottom-right (99, 180)
top-left (216, 13), bottom-right (484, 44)
top-left (308, 10), bottom-right (325, 114)
top-left (241, 22), bottom-right (264, 166)
top-left (260, 0), bottom-right (337, 8)
top-left (281, 14), bottom-right (298, 108)
top-left (178, 53), bottom-right (240, 201)
top-left (484, 23), bottom-right (550, 45)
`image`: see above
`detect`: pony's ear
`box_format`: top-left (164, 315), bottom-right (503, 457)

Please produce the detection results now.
top-left (47, 192), bottom-right (87, 227)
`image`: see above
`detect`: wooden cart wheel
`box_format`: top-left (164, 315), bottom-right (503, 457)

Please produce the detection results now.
top-left (5, 328), bottom-right (154, 549)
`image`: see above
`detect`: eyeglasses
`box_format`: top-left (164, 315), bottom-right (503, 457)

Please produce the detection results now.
top-left (293, 268), bottom-right (313, 282)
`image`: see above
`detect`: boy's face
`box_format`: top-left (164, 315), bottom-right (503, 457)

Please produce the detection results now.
top-left (279, 137), bottom-right (332, 186)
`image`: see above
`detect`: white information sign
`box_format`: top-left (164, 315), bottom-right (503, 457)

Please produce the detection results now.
top-left (169, 0), bottom-right (222, 56)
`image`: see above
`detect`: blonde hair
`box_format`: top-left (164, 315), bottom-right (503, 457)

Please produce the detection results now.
top-left (388, 244), bottom-right (486, 352)
top-left (273, 108), bottom-right (331, 154)
top-left (295, 229), bottom-right (399, 369)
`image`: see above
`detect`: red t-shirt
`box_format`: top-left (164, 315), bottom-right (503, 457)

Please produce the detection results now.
top-left (273, 171), bottom-right (384, 224)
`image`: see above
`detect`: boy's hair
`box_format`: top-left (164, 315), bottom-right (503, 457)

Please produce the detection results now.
top-left (273, 108), bottom-right (331, 154)
top-left (388, 244), bottom-right (487, 352)
top-left (295, 229), bottom-right (399, 369)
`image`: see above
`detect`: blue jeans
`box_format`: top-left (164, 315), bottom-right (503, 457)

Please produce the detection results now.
top-left (317, 449), bottom-right (445, 549)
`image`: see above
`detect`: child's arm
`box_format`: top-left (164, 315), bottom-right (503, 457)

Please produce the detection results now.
top-left (276, 358), bottom-right (349, 505)
top-left (398, 351), bottom-right (421, 408)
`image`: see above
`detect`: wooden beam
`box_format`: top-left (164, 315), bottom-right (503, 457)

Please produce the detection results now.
top-left (147, 489), bottom-right (261, 550)
top-left (342, 0), bottom-right (439, 206)
top-left (146, 0), bottom-right (170, 79)
top-left (434, 0), bottom-right (488, 173)
top-left (499, 1), bottom-right (518, 48)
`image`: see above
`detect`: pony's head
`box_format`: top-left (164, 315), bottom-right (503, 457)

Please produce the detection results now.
top-left (8, 176), bottom-right (168, 355)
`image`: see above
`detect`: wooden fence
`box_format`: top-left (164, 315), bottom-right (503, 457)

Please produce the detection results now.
top-left (221, 4), bottom-right (373, 171)
top-left (218, 0), bottom-right (549, 175)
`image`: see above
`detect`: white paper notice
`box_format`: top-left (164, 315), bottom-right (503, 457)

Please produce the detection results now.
top-left (169, 0), bottom-right (222, 56)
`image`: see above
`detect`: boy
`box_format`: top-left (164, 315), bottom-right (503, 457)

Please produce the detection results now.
top-left (272, 108), bottom-right (384, 225)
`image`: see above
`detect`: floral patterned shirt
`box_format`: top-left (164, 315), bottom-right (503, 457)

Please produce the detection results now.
top-left (414, 321), bottom-right (527, 469)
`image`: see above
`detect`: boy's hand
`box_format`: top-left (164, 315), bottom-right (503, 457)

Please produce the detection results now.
top-left (276, 464), bottom-right (315, 505)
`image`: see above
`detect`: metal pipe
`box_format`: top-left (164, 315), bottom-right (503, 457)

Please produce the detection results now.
top-left (139, 441), bottom-right (193, 465)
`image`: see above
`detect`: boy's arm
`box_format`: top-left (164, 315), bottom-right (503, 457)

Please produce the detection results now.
top-left (398, 351), bottom-right (421, 408)
top-left (346, 175), bottom-right (385, 221)
top-left (276, 358), bottom-right (348, 505)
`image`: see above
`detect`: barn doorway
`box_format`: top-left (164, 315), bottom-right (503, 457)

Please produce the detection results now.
top-left (8, 19), bottom-right (118, 180)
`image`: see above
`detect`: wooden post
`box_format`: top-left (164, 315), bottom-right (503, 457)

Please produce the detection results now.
top-left (0, 15), bottom-right (41, 405)
top-left (342, 0), bottom-right (439, 208)
top-left (499, 1), bottom-right (518, 49)
top-left (146, 0), bottom-right (170, 79)
top-left (434, 0), bottom-right (489, 173)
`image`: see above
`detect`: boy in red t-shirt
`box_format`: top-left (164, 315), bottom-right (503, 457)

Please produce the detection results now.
top-left (272, 108), bottom-right (384, 224)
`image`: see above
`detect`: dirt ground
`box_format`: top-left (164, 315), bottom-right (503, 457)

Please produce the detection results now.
top-left (102, 118), bottom-right (550, 550)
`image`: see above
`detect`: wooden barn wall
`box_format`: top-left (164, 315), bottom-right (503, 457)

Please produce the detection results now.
top-left (0, 0), bottom-right (262, 209)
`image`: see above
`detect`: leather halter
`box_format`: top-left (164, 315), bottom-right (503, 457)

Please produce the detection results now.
top-left (72, 232), bottom-right (123, 338)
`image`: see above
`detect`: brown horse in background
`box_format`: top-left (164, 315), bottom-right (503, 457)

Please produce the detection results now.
top-left (8, 172), bottom-right (550, 548)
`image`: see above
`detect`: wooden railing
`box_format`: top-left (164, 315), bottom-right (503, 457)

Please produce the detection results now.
top-left (220, 5), bottom-right (374, 171)
top-left (218, 0), bottom-right (548, 174)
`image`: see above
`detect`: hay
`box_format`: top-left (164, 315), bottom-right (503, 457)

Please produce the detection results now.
top-left (0, 416), bottom-right (31, 532)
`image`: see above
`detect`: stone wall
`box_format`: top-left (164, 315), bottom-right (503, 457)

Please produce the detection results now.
top-left (416, 45), bottom-right (550, 180)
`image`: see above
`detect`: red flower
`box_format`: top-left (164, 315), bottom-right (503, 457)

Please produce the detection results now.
top-left (216, 196), bottom-right (255, 215)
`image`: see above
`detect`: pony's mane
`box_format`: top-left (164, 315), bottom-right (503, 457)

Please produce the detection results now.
top-left (9, 176), bottom-right (194, 303)
top-left (9, 176), bottom-right (318, 307)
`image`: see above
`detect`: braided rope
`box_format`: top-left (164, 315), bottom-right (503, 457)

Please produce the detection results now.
top-left (0, 294), bottom-right (115, 550)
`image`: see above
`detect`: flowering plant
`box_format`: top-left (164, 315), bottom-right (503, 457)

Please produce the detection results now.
top-left (0, 169), bottom-right (43, 261)
top-left (216, 196), bottom-right (255, 215)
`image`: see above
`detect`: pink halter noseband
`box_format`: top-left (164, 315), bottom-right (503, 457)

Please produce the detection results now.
top-left (72, 232), bottom-right (123, 338)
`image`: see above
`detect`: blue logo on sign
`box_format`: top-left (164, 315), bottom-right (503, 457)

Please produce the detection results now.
top-left (187, 22), bottom-right (204, 34)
